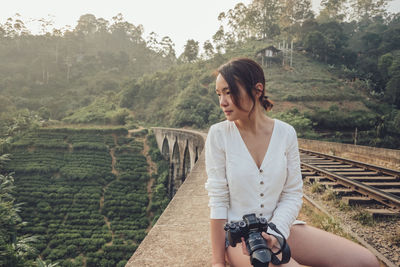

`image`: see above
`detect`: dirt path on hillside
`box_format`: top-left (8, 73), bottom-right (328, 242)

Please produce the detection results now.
top-left (110, 148), bottom-right (119, 176)
top-left (104, 215), bottom-right (115, 246)
top-left (128, 126), bottom-right (145, 137)
top-left (138, 135), bottom-right (157, 231)
top-left (99, 142), bottom-right (120, 247)
top-left (100, 181), bottom-right (115, 247)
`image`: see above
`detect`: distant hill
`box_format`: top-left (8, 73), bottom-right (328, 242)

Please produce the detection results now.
top-left (116, 40), bottom-right (398, 148)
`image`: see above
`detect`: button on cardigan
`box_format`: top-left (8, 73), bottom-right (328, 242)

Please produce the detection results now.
top-left (204, 119), bottom-right (303, 238)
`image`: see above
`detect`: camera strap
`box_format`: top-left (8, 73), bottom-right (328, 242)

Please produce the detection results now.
top-left (268, 222), bottom-right (291, 265)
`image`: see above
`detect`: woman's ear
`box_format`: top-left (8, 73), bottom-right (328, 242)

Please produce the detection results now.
top-left (255, 83), bottom-right (264, 97)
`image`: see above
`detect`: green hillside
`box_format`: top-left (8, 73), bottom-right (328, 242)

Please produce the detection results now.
top-left (2, 127), bottom-right (169, 267)
top-left (116, 41), bottom-right (399, 147)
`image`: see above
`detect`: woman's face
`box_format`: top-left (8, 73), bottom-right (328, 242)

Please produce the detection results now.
top-left (215, 73), bottom-right (254, 121)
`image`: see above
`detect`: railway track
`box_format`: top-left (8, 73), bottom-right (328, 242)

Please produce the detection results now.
top-left (299, 148), bottom-right (400, 217)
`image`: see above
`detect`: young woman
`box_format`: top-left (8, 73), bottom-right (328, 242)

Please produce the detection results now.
top-left (204, 58), bottom-right (379, 267)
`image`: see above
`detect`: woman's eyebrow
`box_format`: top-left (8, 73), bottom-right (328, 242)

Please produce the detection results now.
top-left (215, 87), bottom-right (229, 93)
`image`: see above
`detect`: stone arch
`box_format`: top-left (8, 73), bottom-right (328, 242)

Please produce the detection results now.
top-left (170, 140), bottom-right (180, 198)
top-left (195, 146), bottom-right (199, 163)
top-left (182, 142), bottom-right (191, 182)
top-left (161, 137), bottom-right (169, 160)
top-left (151, 127), bottom-right (206, 199)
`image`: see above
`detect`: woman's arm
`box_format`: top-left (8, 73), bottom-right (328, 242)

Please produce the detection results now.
top-left (269, 126), bottom-right (303, 239)
top-left (205, 125), bottom-right (230, 266)
top-left (210, 219), bottom-right (227, 267)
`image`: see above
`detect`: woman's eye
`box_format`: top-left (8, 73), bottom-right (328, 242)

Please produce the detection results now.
top-left (226, 91), bottom-right (230, 95)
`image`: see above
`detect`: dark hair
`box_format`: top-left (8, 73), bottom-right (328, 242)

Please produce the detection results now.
top-left (217, 57), bottom-right (273, 114)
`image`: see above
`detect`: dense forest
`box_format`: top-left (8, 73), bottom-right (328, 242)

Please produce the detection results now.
top-left (1, 0), bottom-right (400, 266)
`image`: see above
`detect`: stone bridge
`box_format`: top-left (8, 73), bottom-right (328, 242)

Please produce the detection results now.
top-left (152, 127), bottom-right (205, 198)
top-left (127, 127), bottom-right (210, 267)
top-left (126, 127), bottom-right (400, 267)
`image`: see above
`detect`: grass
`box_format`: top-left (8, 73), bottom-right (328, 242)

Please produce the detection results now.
top-left (299, 204), bottom-right (353, 240)
top-left (352, 210), bottom-right (375, 226)
top-left (321, 187), bottom-right (338, 201)
top-left (310, 182), bottom-right (325, 194)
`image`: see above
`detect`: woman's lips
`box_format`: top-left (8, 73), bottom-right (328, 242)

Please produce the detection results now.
top-left (224, 110), bottom-right (233, 115)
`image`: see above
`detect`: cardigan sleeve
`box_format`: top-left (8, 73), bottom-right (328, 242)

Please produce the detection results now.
top-left (204, 125), bottom-right (229, 219)
top-left (269, 126), bottom-right (303, 238)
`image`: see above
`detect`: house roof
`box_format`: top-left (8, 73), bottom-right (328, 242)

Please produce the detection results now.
top-left (256, 45), bottom-right (281, 54)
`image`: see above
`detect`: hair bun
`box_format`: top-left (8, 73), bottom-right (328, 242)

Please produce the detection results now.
top-left (261, 95), bottom-right (274, 111)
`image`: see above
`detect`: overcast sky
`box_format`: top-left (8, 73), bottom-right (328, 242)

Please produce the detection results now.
top-left (1, 0), bottom-right (399, 55)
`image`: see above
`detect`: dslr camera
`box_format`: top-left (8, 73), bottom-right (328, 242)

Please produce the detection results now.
top-left (224, 213), bottom-right (291, 267)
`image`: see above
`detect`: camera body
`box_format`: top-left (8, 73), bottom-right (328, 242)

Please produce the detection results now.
top-left (224, 213), bottom-right (269, 247)
top-left (224, 213), bottom-right (290, 267)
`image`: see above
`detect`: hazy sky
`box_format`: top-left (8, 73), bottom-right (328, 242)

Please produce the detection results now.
top-left (1, 0), bottom-right (399, 55)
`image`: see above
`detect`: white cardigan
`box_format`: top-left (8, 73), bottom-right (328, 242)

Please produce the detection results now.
top-left (204, 119), bottom-right (303, 238)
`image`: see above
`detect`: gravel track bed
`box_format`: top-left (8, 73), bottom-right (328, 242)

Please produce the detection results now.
top-left (303, 183), bottom-right (400, 266)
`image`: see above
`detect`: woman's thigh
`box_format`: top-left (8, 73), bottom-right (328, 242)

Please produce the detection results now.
top-left (287, 224), bottom-right (379, 267)
top-left (226, 244), bottom-right (301, 267)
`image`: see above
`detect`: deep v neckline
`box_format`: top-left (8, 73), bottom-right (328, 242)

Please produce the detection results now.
top-left (233, 119), bottom-right (277, 170)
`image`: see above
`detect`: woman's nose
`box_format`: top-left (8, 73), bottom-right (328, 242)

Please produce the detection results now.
top-left (219, 95), bottom-right (228, 107)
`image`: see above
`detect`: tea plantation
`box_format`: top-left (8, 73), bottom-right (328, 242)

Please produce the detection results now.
top-left (4, 127), bottom-right (168, 267)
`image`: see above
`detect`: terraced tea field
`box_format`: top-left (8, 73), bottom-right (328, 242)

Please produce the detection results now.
top-left (5, 127), bottom-right (164, 267)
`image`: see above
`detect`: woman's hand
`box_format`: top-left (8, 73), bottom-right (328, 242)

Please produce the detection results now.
top-left (212, 263), bottom-right (225, 267)
top-left (261, 232), bottom-right (279, 252)
top-left (241, 232), bottom-right (279, 255)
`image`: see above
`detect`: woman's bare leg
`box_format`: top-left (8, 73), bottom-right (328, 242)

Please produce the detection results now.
top-left (287, 224), bottom-right (379, 267)
top-left (226, 245), bottom-right (301, 267)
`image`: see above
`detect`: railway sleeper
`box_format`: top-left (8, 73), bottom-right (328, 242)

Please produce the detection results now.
top-left (301, 171), bottom-right (316, 177)
top-left (341, 196), bottom-right (379, 206)
top-left (317, 181), bottom-right (341, 188)
top-left (381, 188), bottom-right (400, 197)
top-left (325, 168), bottom-right (365, 172)
top-left (332, 187), bottom-right (356, 196)
top-left (303, 161), bottom-right (337, 165)
top-left (334, 171), bottom-right (378, 176)
top-left (304, 176), bottom-right (330, 183)
top-left (364, 208), bottom-right (400, 218)
top-left (363, 182), bottom-right (400, 189)
top-left (348, 176), bottom-right (398, 182)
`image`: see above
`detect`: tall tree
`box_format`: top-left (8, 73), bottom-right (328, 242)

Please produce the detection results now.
top-left (385, 54), bottom-right (400, 107)
top-left (249, 0), bottom-right (282, 39)
top-left (279, 0), bottom-right (313, 39)
top-left (74, 14), bottom-right (98, 36)
top-left (181, 39), bottom-right (199, 62)
top-left (202, 40), bottom-right (215, 59)
top-left (349, 0), bottom-right (390, 21)
top-left (159, 36), bottom-right (176, 60)
top-left (319, 0), bottom-right (348, 22)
